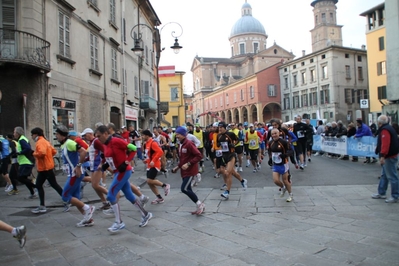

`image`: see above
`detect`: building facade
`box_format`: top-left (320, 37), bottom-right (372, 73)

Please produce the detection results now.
top-left (280, 0), bottom-right (370, 123)
top-left (158, 66), bottom-right (185, 128)
top-left (360, 3), bottom-right (386, 122)
top-left (0, 0), bottom-right (160, 144)
top-left (191, 1), bottom-right (294, 126)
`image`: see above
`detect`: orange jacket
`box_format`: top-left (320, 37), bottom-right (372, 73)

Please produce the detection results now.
top-left (143, 138), bottom-right (163, 170)
top-left (33, 136), bottom-right (57, 171)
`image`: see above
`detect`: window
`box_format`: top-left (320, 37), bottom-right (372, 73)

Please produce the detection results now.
top-left (378, 86), bottom-right (386, 100)
top-left (345, 54), bottom-right (349, 58)
top-left (302, 93), bottom-right (308, 107)
top-left (268, 85), bottom-right (276, 97)
top-left (345, 89), bottom-right (353, 104)
top-left (234, 92), bottom-right (237, 103)
top-left (214, 99), bottom-right (217, 108)
top-left (357, 55), bottom-right (362, 62)
top-left (358, 67), bottom-right (363, 80)
top-left (293, 75), bottom-right (297, 86)
top-left (88, 0), bottom-right (98, 5)
top-left (363, 89), bottom-right (368, 100)
top-left (241, 89), bottom-right (244, 101)
top-left (309, 91), bottom-right (317, 106)
top-left (111, 48), bottom-right (118, 80)
top-left (310, 69), bottom-right (315, 82)
top-left (321, 54), bottom-right (326, 59)
top-left (315, 15), bottom-right (318, 24)
top-left (322, 65), bottom-right (328, 79)
top-left (122, 68), bottom-right (126, 92)
top-left (122, 18), bottom-right (126, 43)
top-left (377, 61), bottom-right (386, 75)
top-left (210, 100), bottom-right (212, 109)
top-left (379, 36), bottom-right (385, 51)
top-left (59, 12), bottom-right (71, 58)
top-left (322, 13), bottom-right (326, 23)
top-left (134, 76), bottom-right (139, 98)
top-left (284, 77), bottom-right (289, 89)
top-left (90, 32), bottom-right (99, 70)
top-left (312, 113), bottom-right (316, 119)
top-left (172, 116), bottom-right (178, 127)
top-left (323, 112), bottom-right (328, 119)
top-left (239, 43), bottom-right (245, 54)
top-left (110, 0), bottom-right (116, 24)
top-left (356, 89), bottom-right (361, 103)
top-left (330, 13), bottom-right (333, 22)
top-left (283, 95), bottom-right (290, 110)
top-left (145, 46), bottom-right (148, 64)
top-left (250, 86), bottom-right (254, 98)
top-left (220, 97), bottom-right (223, 107)
top-left (293, 95), bottom-right (299, 108)
top-left (293, 65), bottom-right (296, 69)
top-left (301, 72), bottom-right (306, 84)
top-left (253, 42), bottom-right (259, 53)
top-left (226, 93), bottom-right (229, 105)
top-left (301, 62), bottom-right (305, 66)
top-left (320, 85), bottom-right (330, 104)
top-left (142, 80), bottom-right (149, 95)
top-left (171, 87), bottom-right (178, 102)
top-left (345, 65), bottom-right (351, 79)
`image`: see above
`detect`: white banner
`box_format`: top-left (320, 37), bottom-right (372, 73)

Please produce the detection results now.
top-left (321, 136), bottom-right (348, 154)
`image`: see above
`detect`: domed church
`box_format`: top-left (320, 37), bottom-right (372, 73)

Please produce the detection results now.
top-left (191, 1), bottom-right (294, 125)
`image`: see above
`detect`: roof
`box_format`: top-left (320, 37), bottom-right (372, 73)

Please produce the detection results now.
top-left (359, 3), bottom-right (385, 16)
top-left (311, 0), bottom-right (338, 7)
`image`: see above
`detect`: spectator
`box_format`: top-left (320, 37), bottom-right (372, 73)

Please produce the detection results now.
top-left (347, 122), bottom-right (358, 162)
top-left (354, 118), bottom-right (377, 164)
top-left (336, 121), bottom-right (348, 160)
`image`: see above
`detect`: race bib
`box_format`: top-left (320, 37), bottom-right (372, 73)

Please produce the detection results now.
top-left (221, 142), bottom-right (229, 152)
top-left (297, 130), bottom-right (304, 138)
top-left (62, 164), bottom-right (70, 176)
top-left (272, 152), bottom-right (282, 164)
top-left (105, 157), bottom-right (116, 170)
top-left (216, 150), bottom-right (223, 157)
top-left (249, 140), bottom-right (256, 148)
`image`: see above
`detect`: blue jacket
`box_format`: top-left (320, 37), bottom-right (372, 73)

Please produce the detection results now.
top-left (355, 123), bottom-right (372, 137)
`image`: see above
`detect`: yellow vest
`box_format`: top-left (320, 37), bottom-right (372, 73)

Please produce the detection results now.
top-left (247, 131), bottom-right (259, 150)
top-left (193, 130), bottom-right (204, 148)
top-left (244, 129), bottom-right (249, 144)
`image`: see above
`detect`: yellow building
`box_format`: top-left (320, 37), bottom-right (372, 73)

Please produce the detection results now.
top-left (159, 66), bottom-right (185, 127)
top-left (361, 3), bottom-right (386, 120)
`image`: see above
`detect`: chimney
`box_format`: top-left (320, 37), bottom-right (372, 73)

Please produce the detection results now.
top-left (302, 50), bottom-right (306, 56)
top-left (361, 45), bottom-right (366, 50)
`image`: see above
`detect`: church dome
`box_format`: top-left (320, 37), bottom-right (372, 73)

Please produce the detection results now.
top-left (229, 2), bottom-right (266, 38)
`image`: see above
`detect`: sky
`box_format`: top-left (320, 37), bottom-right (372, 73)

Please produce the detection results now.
top-left (150, 0), bottom-right (382, 94)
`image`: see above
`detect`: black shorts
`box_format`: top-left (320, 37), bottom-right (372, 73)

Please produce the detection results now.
top-left (18, 164), bottom-right (33, 177)
top-left (0, 157), bottom-right (10, 175)
top-left (209, 151), bottom-right (216, 161)
top-left (197, 148), bottom-right (204, 154)
top-left (216, 153), bottom-right (236, 168)
top-left (249, 149), bottom-right (259, 161)
top-left (306, 143), bottom-right (313, 152)
top-left (235, 146), bottom-right (243, 154)
top-left (296, 141), bottom-right (307, 155)
top-left (169, 146), bottom-right (176, 150)
top-left (244, 144), bottom-right (249, 155)
top-left (146, 167), bottom-right (159, 180)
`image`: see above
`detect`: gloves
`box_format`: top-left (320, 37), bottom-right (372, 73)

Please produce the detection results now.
top-left (118, 162), bottom-right (128, 173)
top-left (101, 163), bottom-right (109, 172)
top-left (268, 158), bottom-right (273, 166)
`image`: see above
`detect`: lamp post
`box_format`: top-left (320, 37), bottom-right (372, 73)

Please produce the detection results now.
top-left (130, 22), bottom-right (183, 126)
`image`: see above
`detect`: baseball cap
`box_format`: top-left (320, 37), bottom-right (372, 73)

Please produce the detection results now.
top-left (243, 122), bottom-right (248, 126)
top-left (81, 128), bottom-right (94, 136)
top-left (249, 123), bottom-right (254, 127)
top-left (68, 131), bottom-right (78, 137)
top-left (218, 122), bottom-right (227, 128)
top-left (195, 123), bottom-right (201, 127)
top-left (212, 122), bottom-right (219, 127)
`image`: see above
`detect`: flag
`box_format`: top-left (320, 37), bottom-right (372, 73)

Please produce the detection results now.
top-left (159, 66), bottom-right (175, 77)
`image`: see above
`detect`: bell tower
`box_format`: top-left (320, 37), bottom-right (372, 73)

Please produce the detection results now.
top-left (310, 0), bottom-right (343, 52)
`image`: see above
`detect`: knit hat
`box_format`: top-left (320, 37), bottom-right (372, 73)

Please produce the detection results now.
top-left (175, 126), bottom-right (187, 136)
top-left (56, 125), bottom-right (69, 137)
top-left (218, 122), bottom-right (227, 128)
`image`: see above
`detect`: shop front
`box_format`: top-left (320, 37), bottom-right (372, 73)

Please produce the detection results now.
top-left (52, 98), bottom-right (75, 144)
top-left (125, 106), bottom-right (138, 128)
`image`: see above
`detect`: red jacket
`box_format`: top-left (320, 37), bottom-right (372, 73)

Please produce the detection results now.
top-left (178, 137), bottom-right (202, 177)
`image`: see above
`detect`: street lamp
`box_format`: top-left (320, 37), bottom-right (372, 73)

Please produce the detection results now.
top-left (131, 22), bottom-right (183, 125)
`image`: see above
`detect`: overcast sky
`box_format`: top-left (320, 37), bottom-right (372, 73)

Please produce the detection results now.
top-left (150, 0), bottom-right (382, 93)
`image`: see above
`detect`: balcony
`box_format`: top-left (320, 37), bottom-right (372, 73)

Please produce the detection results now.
top-left (0, 28), bottom-right (51, 72)
top-left (140, 95), bottom-right (157, 111)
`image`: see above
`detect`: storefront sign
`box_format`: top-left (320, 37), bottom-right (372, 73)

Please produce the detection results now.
top-left (53, 99), bottom-right (76, 109)
top-left (125, 106), bottom-right (138, 121)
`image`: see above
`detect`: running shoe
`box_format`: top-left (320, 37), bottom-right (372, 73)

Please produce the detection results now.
top-left (385, 197), bottom-right (398, 203)
top-left (299, 165), bottom-right (304, 170)
top-left (279, 186), bottom-right (287, 197)
top-left (163, 184), bottom-right (170, 196)
top-left (196, 173), bottom-right (202, 183)
top-left (308, 158), bottom-right (311, 162)
top-left (295, 164), bottom-right (299, 169)
top-left (163, 170), bottom-right (169, 179)
top-left (371, 158), bottom-right (378, 164)
top-left (98, 202), bottom-right (110, 211)
top-left (139, 212), bottom-right (153, 227)
top-left (238, 167), bottom-right (243, 172)
top-left (286, 193), bottom-right (293, 202)
top-left (363, 159), bottom-right (370, 164)
top-left (241, 179), bottom-right (248, 190)
top-left (195, 203), bottom-right (205, 215)
top-left (5, 184), bottom-right (13, 192)
top-left (103, 208), bottom-right (115, 216)
top-left (63, 203), bottom-right (71, 212)
top-left (76, 218), bottom-right (94, 227)
top-left (253, 168), bottom-right (257, 173)
top-left (108, 221), bottom-right (125, 232)
top-left (14, 225), bottom-right (27, 248)
top-left (221, 190), bottom-right (229, 199)
top-left (31, 206), bottom-right (47, 214)
top-left (27, 193), bottom-right (38, 199)
top-left (8, 189), bottom-right (19, 196)
top-left (83, 206), bottom-right (95, 222)
top-left (371, 193), bottom-right (387, 199)
top-left (220, 184), bottom-right (227, 190)
top-left (140, 196), bottom-right (149, 207)
top-left (246, 162), bottom-right (250, 167)
top-left (151, 198), bottom-right (164, 204)
top-left (214, 173), bottom-right (220, 178)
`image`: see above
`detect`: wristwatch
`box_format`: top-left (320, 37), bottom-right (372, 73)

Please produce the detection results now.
top-left (76, 163), bottom-right (82, 167)
top-left (187, 162), bottom-right (191, 166)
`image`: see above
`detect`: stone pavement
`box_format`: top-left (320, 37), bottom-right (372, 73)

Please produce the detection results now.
top-left (0, 161), bottom-right (398, 266)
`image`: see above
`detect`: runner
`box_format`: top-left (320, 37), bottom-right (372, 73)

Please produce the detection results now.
top-left (268, 128), bottom-right (294, 202)
top-left (171, 126), bottom-right (205, 215)
top-left (245, 123), bottom-right (263, 173)
top-left (142, 129), bottom-right (171, 204)
top-left (95, 125), bottom-right (152, 232)
top-left (0, 220), bottom-right (26, 248)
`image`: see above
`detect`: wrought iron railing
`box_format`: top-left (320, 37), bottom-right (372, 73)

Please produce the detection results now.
top-left (0, 28), bottom-right (50, 71)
